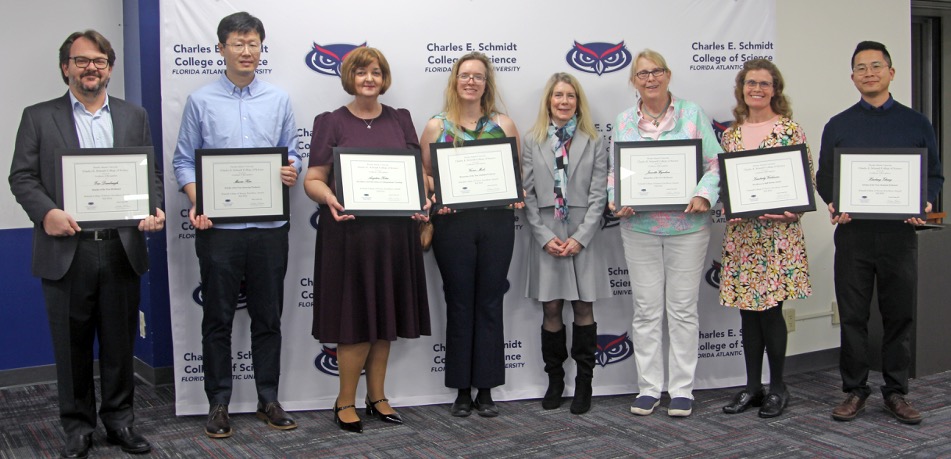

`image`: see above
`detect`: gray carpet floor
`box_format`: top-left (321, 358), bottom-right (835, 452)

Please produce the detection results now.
top-left (1, 367), bottom-right (949, 458)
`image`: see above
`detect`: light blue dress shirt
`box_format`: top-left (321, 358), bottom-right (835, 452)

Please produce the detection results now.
top-left (70, 91), bottom-right (114, 149)
top-left (172, 75), bottom-right (300, 229)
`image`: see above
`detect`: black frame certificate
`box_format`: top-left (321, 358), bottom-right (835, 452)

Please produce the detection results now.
top-left (833, 147), bottom-right (927, 220)
top-left (430, 137), bottom-right (523, 209)
top-left (613, 139), bottom-right (702, 211)
top-left (332, 147), bottom-right (426, 217)
top-left (718, 144), bottom-right (816, 219)
top-left (196, 147), bottom-right (290, 223)
top-left (55, 147), bottom-right (157, 227)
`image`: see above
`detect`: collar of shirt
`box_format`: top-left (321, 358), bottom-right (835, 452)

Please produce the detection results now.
top-left (69, 90), bottom-right (111, 116)
top-left (858, 93), bottom-right (895, 111)
top-left (217, 73), bottom-right (260, 98)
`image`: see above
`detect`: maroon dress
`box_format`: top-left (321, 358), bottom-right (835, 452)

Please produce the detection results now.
top-left (309, 105), bottom-right (431, 343)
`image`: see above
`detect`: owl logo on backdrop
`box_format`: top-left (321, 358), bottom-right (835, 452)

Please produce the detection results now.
top-left (705, 260), bottom-right (722, 289)
top-left (305, 42), bottom-right (366, 76)
top-left (315, 346), bottom-right (366, 376)
top-left (192, 281), bottom-right (249, 309)
top-left (712, 120), bottom-right (733, 144)
top-left (595, 333), bottom-right (634, 367)
top-left (566, 41), bottom-right (632, 76)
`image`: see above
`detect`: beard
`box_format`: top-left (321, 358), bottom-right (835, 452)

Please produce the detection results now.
top-left (72, 70), bottom-right (110, 97)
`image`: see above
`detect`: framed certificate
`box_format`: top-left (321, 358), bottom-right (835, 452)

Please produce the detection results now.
top-left (718, 144), bottom-right (816, 219)
top-left (196, 147), bottom-right (290, 223)
top-left (55, 147), bottom-right (157, 227)
top-left (614, 139), bottom-right (702, 211)
top-left (333, 147), bottom-right (426, 217)
top-left (430, 137), bottom-right (523, 209)
top-left (833, 148), bottom-right (927, 220)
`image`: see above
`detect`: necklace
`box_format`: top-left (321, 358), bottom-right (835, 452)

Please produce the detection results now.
top-left (361, 117), bottom-right (375, 129)
top-left (641, 97), bottom-right (671, 127)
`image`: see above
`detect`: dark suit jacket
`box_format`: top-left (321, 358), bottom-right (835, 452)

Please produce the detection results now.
top-left (9, 93), bottom-right (162, 280)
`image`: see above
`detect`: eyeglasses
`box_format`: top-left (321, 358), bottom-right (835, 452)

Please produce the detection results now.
top-left (634, 68), bottom-right (667, 80)
top-left (852, 61), bottom-right (888, 75)
top-left (457, 73), bottom-right (486, 83)
top-left (744, 80), bottom-right (773, 90)
top-left (224, 42), bottom-right (261, 53)
top-left (69, 56), bottom-right (109, 69)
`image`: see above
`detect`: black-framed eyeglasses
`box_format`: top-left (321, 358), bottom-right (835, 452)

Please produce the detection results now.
top-left (70, 56), bottom-right (109, 69)
top-left (224, 42), bottom-right (261, 53)
top-left (744, 80), bottom-right (773, 90)
top-left (634, 68), bottom-right (667, 80)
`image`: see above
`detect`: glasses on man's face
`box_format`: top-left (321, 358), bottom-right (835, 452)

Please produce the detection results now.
top-left (70, 56), bottom-right (109, 70)
top-left (634, 68), bottom-right (667, 80)
top-left (457, 73), bottom-right (486, 83)
top-left (744, 80), bottom-right (773, 90)
top-left (852, 61), bottom-right (888, 75)
top-left (225, 42), bottom-right (261, 53)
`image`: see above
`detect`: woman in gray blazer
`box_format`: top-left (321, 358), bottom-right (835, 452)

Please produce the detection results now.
top-left (522, 73), bottom-right (610, 415)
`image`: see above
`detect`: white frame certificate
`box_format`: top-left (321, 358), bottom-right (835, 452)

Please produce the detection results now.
top-left (332, 147), bottom-right (426, 217)
top-left (430, 137), bottom-right (523, 209)
top-left (833, 148), bottom-right (927, 220)
top-left (614, 139), bottom-right (702, 211)
top-left (196, 147), bottom-right (290, 223)
top-left (55, 147), bottom-right (156, 227)
top-left (718, 144), bottom-right (815, 219)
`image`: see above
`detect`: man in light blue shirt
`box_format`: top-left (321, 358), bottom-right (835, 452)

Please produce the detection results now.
top-left (172, 12), bottom-right (301, 438)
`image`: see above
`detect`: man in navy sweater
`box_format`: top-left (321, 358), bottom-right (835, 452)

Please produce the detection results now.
top-left (815, 41), bottom-right (943, 425)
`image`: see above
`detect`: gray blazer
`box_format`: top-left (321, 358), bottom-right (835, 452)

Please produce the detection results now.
top-left (521, 130), bottom-right (608, 248)
top-left (9, 93), bottom-right (162, 280)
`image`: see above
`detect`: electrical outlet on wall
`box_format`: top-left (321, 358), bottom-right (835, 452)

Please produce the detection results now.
top-left (783, 308), bottom-right (796, 333)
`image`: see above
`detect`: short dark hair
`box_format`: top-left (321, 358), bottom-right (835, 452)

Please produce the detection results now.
top-left (217, 12), bottom-right (265, 44)
top-left (851, 41), bottom-right (891, 68)
top-left (58, 30), bottom-right (116, 84)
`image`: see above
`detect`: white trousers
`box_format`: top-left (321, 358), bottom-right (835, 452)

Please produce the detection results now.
top-left (620, 227), bottom-right (710, 399)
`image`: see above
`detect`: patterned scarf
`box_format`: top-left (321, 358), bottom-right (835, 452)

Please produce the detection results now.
top-left (548, 116), bottom-right (577, 221)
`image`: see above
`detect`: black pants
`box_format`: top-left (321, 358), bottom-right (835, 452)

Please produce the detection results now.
top-left (41, 238), bottom-right (140, 436)
top-left (740, 302), bottom-right (786, 393)
top-left (834, 224), bottom-right (916, 398)
top-left (196, 225), bottom-right (289, 406)
top-left (432, 209), bottom-right (514, 389)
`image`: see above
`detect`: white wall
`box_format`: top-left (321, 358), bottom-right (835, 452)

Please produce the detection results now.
top-left (775, 0), bottom-right (912, 354)
top-left (1, 0), bottom-right (124, 229)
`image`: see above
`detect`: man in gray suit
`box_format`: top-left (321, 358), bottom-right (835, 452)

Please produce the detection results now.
top-left (8, 30), bottom-right (164, 458)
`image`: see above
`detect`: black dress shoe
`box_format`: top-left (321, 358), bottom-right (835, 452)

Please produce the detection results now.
top-left (106, 426), bottom-right (151, 454)
top-left (366, 397), bottom-right (403, 424)
top-left (758, 388), bottom-right (790, 418)
top-left (61, 433), bottom-right (91, 458)
top-left (206, 404), bottom-right (232, 438)
top-left (722, 388), bottom-right (766, 414)
top-left (472, 398), bottom-right (499, 417)
top-left (256, 401), bottom-right (298, 430)
top-left (450, 397), bottom-right (473, 417)
top-left (333, 402), bottom-right (363, 433)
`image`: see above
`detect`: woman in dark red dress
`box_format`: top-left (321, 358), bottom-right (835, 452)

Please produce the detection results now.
top-left (303, 47), bottom-right (431, 433)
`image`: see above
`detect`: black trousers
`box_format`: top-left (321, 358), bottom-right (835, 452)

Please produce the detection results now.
top-left (41, 238), bottom-right (140, 436)
top-left (833, 224), bottom-right (916, 398)
top-left (195, 225), bottom-right (289, 406)
top-left (432, 209), bottom-right (514, 389)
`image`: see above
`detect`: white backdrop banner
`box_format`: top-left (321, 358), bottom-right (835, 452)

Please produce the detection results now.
top-left (161, 0), bottom-right (776, 415)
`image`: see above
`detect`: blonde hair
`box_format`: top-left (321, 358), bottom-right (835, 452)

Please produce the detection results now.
top-left (442, 52), bottom-right (502, 145)
top-left (339, 47), bottom-right (392, 95)
top-left (731, 58), bottom-right (791, 124)
top-left (528, 73), bottom-right (598, 144)
top-left (629, 49), bottom-right (671, 83)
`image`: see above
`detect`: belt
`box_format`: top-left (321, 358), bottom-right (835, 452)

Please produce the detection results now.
top-left (78, 228), bottom-right (119, 240)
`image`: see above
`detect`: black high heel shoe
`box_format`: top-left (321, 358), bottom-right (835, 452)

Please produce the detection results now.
top-left (366, 397), bottom-right (403, 424)
top-left (333, 401), bottom-right (364, 433)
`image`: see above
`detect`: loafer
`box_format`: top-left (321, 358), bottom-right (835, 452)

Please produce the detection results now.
top-left (106, 426), bottom-right (151, 454)
top-left (472, 398), bottom-right (499, 417)
top-left (723, 388), bottom-right (766, 414)
top-left (450, 397), bottom-right (473, 417)
top-left (629, 395), bottom-right (660, 416)
top-left (256, 401), bottom-right (298, 430)
top-left (831, 392), bottom-right (868, 422)
top-left (61, 433), bottom-right (91, 458)
top-left (206, 404), bottom-right (233, 438)
top-left (884, 393), bottom-right (922, 425)
top-left (668, 397), bottom-right (693, 417)
top-left (758, 388), bottom-right (790, 418)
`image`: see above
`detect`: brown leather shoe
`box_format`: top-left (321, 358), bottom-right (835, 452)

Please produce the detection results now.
top-left (831, 392), bottom-right (867, 421)
top-left (256, 401), bottom-right (298, 430)
top-left (205, 404), bottom-right (232, 438)
top-left (884, 394), bottom-right (922, 425)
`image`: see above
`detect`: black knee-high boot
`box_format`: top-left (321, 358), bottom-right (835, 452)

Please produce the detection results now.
top-left (570, 322), bottom-right (597, 414)
top-left (540, 326), bottom-right (568, 409)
